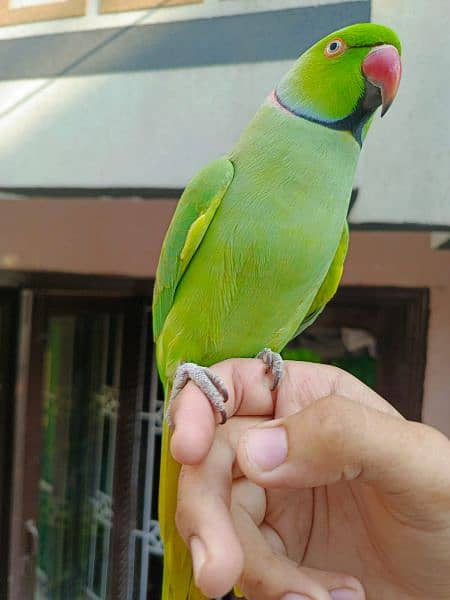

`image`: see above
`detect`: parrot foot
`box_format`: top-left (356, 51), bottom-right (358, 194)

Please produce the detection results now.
top-left (256, 348), bottom-right (284, 391)
top-left (166, 362), bottom-right (229, 427)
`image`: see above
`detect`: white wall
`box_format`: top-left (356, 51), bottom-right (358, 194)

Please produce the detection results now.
top-left (353, 0), bottom-right (450, 227)
top-left (0, 0), bottom-right (448, 227)
top-left (0, 63), bottom-right (288, 187)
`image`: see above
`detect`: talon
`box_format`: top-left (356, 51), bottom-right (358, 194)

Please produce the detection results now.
top-left (166, 362), bottom-right (229, 426)
top-left (257, 347), bottom-right (284, 391)
top-left (207, 369), bottom-right (229, 403)
top-left (271, 367), bottom-right (282, 391)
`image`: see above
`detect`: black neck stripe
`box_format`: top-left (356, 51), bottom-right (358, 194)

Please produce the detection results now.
top-left (273, 88), bottom-right (377, 147)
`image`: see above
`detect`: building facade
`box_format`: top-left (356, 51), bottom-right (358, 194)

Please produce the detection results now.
top-left (0, 0), bottom-right (448, 598)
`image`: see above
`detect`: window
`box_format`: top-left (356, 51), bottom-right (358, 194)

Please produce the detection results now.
top-left (99, 0), bottom-right (200, 16)
top-left (7, 292), bottom-right (158, 600)
top-left (0, 0), bottom-right (85, 26)
top-left (283, 286), bottom-right (429, 420)
top-left (36, 313), bottom-right (123, 598)
top-left (128, 356), bottom-right (164, 600)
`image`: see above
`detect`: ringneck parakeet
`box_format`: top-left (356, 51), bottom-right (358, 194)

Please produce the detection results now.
top-left (153, 22), bottom-right (401, 600)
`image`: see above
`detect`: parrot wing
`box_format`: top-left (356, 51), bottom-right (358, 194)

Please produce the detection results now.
top-left (152, 157), bottom-right (235, 342)
top-left (293, 221), bottom-right (349, 338)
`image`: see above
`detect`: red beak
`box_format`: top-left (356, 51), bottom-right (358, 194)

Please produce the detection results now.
top-left (362, 44), bottom-right (402, 117)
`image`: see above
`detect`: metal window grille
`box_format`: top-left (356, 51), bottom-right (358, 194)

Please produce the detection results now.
top-left (127, 350), bottom-right (164, 599)
top-left (84, 316), bottom-right (123, 600)
top-left (35, 313), bottom-right (123, 600)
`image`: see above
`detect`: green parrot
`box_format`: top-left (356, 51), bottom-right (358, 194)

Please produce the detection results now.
top-left (153, 22), bottom-right (402, 600)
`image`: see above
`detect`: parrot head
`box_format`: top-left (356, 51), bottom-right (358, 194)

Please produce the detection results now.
top-left (275, 23), bottom-right (402, 144)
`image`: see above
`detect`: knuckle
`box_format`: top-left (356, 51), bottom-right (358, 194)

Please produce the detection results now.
top-left (311, 396), bottom-right (365, 482)
top-left (239, 553), bottom-right (281, 599)
top-left (175, 503), bottom-right (193, 541)
top-left (409, 420), bottom-right (450, 449)
top-left (331, 364), bottom-right (355, 391)
top-left (314, 396), bottom-right (349, 449)
top-left (174, 505), bottom-right (188, 539)
top-left (174, 470), bottom-right (194, 539)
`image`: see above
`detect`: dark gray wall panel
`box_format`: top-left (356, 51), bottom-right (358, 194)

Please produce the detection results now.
top-left (0, 1), bottom-right (370, 80)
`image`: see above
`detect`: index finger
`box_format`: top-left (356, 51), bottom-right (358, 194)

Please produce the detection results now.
top-left (170, 358), bottom-right (276, 464)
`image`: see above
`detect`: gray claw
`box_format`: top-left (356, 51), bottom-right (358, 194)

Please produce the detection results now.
top-left (166, 362), bottom-right (229, 427)
top-left (257, 347), bottom-right (284, 391)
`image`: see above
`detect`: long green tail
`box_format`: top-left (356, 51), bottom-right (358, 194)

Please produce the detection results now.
top-left (159, 384), bottom-right (208, 600)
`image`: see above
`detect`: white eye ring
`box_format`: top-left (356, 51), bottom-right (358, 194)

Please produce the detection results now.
top-left (324, 38), bottom-right (346, 57)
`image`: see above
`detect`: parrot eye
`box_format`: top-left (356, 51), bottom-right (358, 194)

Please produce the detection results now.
top-left (324, 38), bottom-right (346, 58)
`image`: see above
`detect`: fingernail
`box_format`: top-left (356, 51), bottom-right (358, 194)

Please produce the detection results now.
top-left (281, 594), bottom-right (311, 600)
top-left (245, 426), bottom-right (287, 470)
top-left (190, 536), bottom-right (206, 581)
top-left (331, 589), bottom-right (359, 600)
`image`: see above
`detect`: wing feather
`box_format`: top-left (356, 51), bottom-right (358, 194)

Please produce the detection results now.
top-left (152, 158), bottom-right (234, 341)
top-left (294, 221), bottom-right (349, 338)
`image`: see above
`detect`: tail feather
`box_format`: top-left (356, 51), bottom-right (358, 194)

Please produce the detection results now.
top-left (159, 393), bottom-right (208, 600)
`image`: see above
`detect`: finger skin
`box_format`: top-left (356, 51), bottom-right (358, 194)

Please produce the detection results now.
top-left (171, 359), bottom-right (396, 466)
top-left (170, 380), bottom-right (217, 464)
top-left (231, 479), bottom-right (365, 600)
top-left (237, 394), bottom-right (450, 509)
top-left (171, 359), bottom-right (276, 464)
top-left (175, 418), bottom-right (261, 597)
top-left (177, 438), bottom-right (365, 600)
top-left (175, 465), bottom-right (242, 597)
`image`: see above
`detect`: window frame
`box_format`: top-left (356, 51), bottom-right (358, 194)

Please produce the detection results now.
top-left (0, 0), bottom-right (85, 26)
top-left (99, 0), bottom-right (200, 16)
top-left (323, 285), bottom-right (429, 421)
top-left (0, 289), bottom-right (19, 600)
top-left (7, 290), bottom-right (149, 600)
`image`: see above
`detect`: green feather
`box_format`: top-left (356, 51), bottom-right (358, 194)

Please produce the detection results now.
top-left (294, 221), bottom-right (349, 337)
top-left (153, 158), bottom-right (234, 354)
top-left (153, 22), bottom-right (401, 600)
top-left (277, 23), bottom-right (401, 123)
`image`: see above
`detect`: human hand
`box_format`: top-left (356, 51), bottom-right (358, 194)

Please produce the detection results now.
top-left (170, 359), bottom-right (450, 599)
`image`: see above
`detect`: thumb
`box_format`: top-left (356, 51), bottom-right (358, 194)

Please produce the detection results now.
top-left (237, 395), bottom-right (450, 503)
